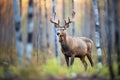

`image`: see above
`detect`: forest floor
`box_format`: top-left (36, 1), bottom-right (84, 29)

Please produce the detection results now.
top-left (0, 58), bottom-right (110, 80)
top-left (0, 73), bottom-right (107, 80)
top-left (45, 74), bottom-right (107, 80)
top-left (0, 55), bottom-right (118, 80)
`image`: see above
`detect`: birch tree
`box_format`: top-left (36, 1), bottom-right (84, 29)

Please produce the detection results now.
top-left (12, 0), bottom-right (23, 61)
top-left (19, 0), bottom-right (22, 17)
top-left (26, 0), bottom-right (34, 63)
top-left (93, 0), bottom-right (102, 67)
top-left (52, 0), bottom-right (60, 64)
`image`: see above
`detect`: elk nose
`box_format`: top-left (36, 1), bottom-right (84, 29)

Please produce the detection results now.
top-left (57, 32), bottom-right (60, 36)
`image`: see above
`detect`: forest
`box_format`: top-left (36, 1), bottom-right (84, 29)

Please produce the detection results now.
top-left (0, 0), bottom-right (120, 80)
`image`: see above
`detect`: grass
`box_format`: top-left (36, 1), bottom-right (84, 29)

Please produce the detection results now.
top-left (0, 56), bottom-right (119, 80)
top-left (0, 46), bottom-right (119, 79)
top-left (0, 67), bottom-right (4, 77)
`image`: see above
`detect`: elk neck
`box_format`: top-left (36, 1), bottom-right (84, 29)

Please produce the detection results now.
top-left (59, 33), bottom-right (69, 50)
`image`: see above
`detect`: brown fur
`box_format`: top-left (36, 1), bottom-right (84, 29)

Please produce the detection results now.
top-left (50, 17), bottom-right (94, 70)
top-left (59, 31), bottom-right (94, 70)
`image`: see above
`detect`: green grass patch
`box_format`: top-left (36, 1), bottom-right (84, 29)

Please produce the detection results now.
top-left (41, 58), bottom-right (97, 78)
top-left (2, 57), bottom-right (119, 79)
top-left (0, 66), bottom-right (4, 77)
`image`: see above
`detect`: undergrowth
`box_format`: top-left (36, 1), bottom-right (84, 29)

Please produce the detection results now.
top-left (0, 46), bottom-right (119, 79)
top-left (1, 58), bottom-right (117, 80)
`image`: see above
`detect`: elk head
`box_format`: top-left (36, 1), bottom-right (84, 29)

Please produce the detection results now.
top-left (50, 17), bottom-right (73, 42)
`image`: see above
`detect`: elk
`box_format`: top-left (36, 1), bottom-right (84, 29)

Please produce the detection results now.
top-left (50, 16), bottom-right (94, 70)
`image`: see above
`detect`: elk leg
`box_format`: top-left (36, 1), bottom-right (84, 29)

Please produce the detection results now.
top-left (65, 55), bottom-right (69, 67)
top-left (80, 57), bottom-right (88, 70)
top-left (87, 54), bottom-right (94, 67)
top-left (70, 55), bottom-right (75, 66)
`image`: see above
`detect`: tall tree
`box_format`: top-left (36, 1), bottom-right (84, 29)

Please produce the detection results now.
top-left (72, 0), bottom-right (75, 36)
top-left (52, 0), bottom-right (60, 64)
top-left (19, 0), bottom-right (22, 17)
top-left (39, 0), bottom-right (44, 52)
top-left (12, 0), bottom-right (23, 61)
top-left (93, 0), bottom-right (102, 67)
top-left (107, 0), bottom-right (115, 79)
top-left (103, 0), bottom-right (107, 48)
top-left (82, 0), bottom-right (91, 38)
top-left (62, 0), bottom-right (65, 20)
top-left (113, 0), bottom-right (120, 75)
top-left (26, 0), bottom-right (34, 63)
top-left (44, 0), bottom-right (50, 52)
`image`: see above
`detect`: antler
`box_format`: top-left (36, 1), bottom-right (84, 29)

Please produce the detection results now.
top-left (50, 12), bottom-right (63, 28)
top-left (64, 17), bottom-right (72, 28)
top-left (50, 12), bottom-right (75, 28)
top-left (50, 18), bottom-right (59, 27)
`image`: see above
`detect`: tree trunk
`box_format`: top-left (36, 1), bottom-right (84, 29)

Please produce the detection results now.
top-left (12, 0), bottom-right (23, 61)
top-left (19, 0), bottom-right (22, 17)
top-left (39, 0), bottom-right (44, 52)
top-left (107, 0), bottom-right (115, 79)
top-left (82, 0), bottom-right (91, 38)
top-left (52, 0), bottom-right (60, 64)
top-left (62, 0), bottom-right (65, 20)
top-left (26, 0), bottom-right (34, 63)
top-left (72, 0), bottom-right (75, 36)
top-left (44, 0), bottom-right (50, 52)
top-left (113, 0), bottom-right (120, 76)
top-left (93, 0), bottom-right (102, 67)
